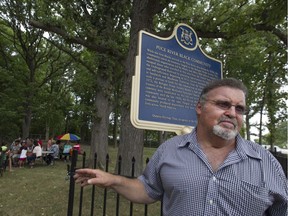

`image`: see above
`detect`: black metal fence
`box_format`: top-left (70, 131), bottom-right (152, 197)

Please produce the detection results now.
top-left (66, 149), bottom-right (287, 216)
top-left (270, 151), bottom-right (287, 178)
top-left (66, 150), bottom-right (162, 216)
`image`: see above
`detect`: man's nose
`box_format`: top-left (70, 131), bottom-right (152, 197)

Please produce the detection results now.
top-left (224, 106), bottom-right (237, 117)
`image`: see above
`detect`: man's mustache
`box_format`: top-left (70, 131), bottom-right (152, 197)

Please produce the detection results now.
top-left (218, 117), bottom-right (238, 128)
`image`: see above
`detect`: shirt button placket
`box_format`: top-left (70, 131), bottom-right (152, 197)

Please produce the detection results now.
top-left (204, 175), bottom-right (218, 215)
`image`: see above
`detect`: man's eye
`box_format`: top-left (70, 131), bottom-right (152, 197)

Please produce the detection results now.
top-left (235, 106), bottom-right (245, 113)
top-left (216, 101), bottom-right (231, 109)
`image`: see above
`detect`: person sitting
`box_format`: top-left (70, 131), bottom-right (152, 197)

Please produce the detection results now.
top-left (51, 140), bottom-right (60, 159)
top-left (10, 139), bottom-right (21, 167)
top-left (62, 142), bottom-right (72, 162)
top-left (18, 141), bottom-right (27, 168)
top-left (26, 141), bottom-right (34, 165)
top-left (45, 140), bottom-right (60, 165)
top-left (29, 141), bottom-right (42, 168)
top-left (46, 137), bottom-right (53, 151)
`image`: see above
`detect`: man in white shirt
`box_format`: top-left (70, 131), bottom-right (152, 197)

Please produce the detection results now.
top-left (33, 143), bottom-right (42, 158)
top-left (28, 142), bottom-right (42, 168)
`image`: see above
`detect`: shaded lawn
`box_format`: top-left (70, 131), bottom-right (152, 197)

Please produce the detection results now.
top-left (0, 146), bottom-right (161, 216)
top-left (0, 162), bottom-right (70, 216)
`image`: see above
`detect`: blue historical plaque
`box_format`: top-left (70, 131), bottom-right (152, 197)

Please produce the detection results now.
top-left (131, 23), bottom-right (222, 134)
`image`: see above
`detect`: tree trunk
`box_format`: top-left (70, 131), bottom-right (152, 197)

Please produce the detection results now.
top-left (259, 107), bottom-right (264, 145)
top-left (45, 124), bottom-right (50, 141)
top-left (22, 107), bottom-right (32, 139)
top-left (258, 76), bottom-right (269, 145)
top-left (245, 115), bottom-right (250, 140)
top-left (118, 0), bottom-right (150, 176)
top-left (22, 82), bottom-right (34, 139)
top-left (89, 71), bottom-right (111, 168)
top-left (118, 0), bottom-right (168, 176)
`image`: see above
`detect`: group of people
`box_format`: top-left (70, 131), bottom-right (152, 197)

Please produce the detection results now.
top-left (1, 137), bottom-right (61, 170)
top-left (1, 137), bottom-right (82, 171)
top-left (74, 78), bottom-right (287, 215)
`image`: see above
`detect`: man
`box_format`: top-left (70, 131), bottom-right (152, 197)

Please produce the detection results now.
top-left (50, 140), bottom-right (60, 159)
top-left (46, 137), bottom-right (53, 151)
top-left (10, 139), bottom-right (21, 166)
top-left (45, 140), bottom-right (60, 165)
top-left (74, 78), bottom-right (287, 215)
top-left (29, 141), bottom-right (42, 168)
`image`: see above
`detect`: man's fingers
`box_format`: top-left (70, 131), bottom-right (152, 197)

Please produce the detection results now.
top-left (80, 180), bottom-right (90, 187)
top-left (74, 176), bottom-right (91, 187)
top-left (75, 168), bottom-right (98, 178)
top-left (75, 176), bottom-right (88, 183)
top-left (74, 168), bottom-right (100, 187)
top-left (74, 168), bottom-right (110, 188)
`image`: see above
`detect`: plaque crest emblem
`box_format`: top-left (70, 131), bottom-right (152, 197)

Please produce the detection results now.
top-left (175, 24), bottom-right (198, 50)
top-left (180, 27), bottom-right (193, 46)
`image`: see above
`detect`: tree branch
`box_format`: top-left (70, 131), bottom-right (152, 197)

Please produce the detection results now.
top-left (254, 24), bottom-right (287, 46)
top-left (46, 38), bottom-right (96, 75)
top-left (152, 29), bottom-right (228, 40)
top-left (153, 25), bottom-right (286, 45)
top-left (29, 20), bottom-right (125, 59)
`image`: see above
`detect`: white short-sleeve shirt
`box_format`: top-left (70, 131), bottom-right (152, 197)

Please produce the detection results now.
top-left (33, 146), bottom-right (42, 157)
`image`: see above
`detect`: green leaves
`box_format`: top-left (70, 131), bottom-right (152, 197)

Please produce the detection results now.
top-left (0, 0), bottom-right (286, 143)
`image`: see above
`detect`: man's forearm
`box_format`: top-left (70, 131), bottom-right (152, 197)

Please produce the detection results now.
top-left (111, 175), bottom-right (155, 204)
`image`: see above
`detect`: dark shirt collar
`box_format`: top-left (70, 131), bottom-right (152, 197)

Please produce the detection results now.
top-left (178, 128), bottom-right (261, 160)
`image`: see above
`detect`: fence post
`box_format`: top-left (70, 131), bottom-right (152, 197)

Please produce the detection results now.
top-left (116, 155), bottom-right (122, 216)
top-left (67, 149), bottom-right (78, 216)
top-left (129, 157), bottom-right (135, 216)
top-left (144, 158), bottom-right (149, 216)
top-left (78, 152), bottom-right (86, 216)
top-left (90, 152), bottom-right (97, 216)
top-left (103, 154), bottom-right (110, 216)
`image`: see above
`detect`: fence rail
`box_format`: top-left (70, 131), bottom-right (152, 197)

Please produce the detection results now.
top-left (66, 150), bottom-right (162, 216)
top-left (66, 149), bottom-right (287, 216)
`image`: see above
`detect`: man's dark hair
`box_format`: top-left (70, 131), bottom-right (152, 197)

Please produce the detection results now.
top-left (33, 140), bottom-right (39, 146)
top-left (199, 78), bottom-right (248, 102)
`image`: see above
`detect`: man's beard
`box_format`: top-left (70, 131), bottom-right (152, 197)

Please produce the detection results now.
top-left (212, 117), bottom-right (238, 140)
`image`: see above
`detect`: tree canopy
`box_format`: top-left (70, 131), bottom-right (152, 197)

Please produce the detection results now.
top-left (0, 0), bottom-right (287, 174)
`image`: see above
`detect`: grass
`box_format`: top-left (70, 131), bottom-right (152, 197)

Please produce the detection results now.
top-left (0, 145), bottom-right (161, 216)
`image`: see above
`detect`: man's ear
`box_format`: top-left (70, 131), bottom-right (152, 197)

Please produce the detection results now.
top-left (195, 101), bottom-right (202, 115)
